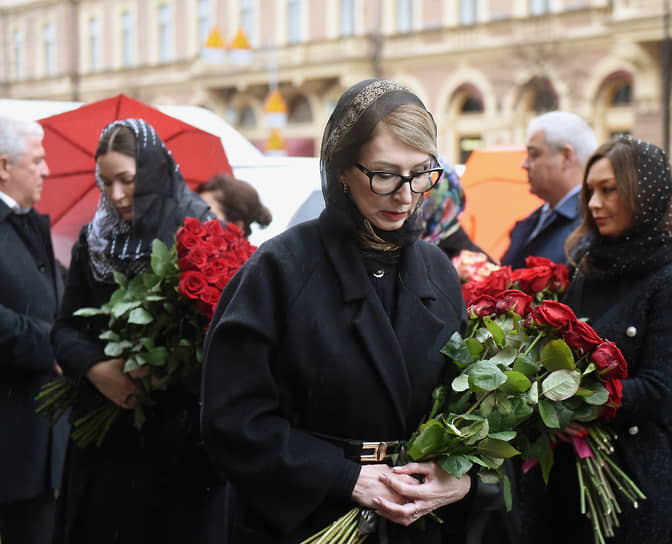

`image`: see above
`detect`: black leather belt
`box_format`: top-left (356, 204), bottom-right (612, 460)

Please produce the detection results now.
top-left (312, 432), bottom-right (401, 464)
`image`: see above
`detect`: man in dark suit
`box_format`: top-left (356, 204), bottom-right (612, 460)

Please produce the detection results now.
top-left (501, 111), bottom-right (597, 269)
top-left (0, 118), bottom-right (69, 543)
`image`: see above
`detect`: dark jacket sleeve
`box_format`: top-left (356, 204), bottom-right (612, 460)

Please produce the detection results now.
top-left (51, 237), bottom-right (108, 381)
top-left (0, 305), bottom-right (54, 374)
top-left (201, 247), bottom-right (361, 535)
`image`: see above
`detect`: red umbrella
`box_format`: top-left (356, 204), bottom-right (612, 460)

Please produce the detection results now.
top-left (35, 94), bottom-right (233, 265)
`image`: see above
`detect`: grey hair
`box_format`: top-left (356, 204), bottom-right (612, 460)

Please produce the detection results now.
top-left (527, 111), bottom-right (597, 167)
top-left (0, 118), bottom-right (44, 163)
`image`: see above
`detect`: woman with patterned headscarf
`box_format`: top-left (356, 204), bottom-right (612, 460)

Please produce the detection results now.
top-left (51, 119), bottom-right (218, 544)
top-left (420, 158), bottom-right (490, 260)
top-left (514, 137), bottom-right (672, 543)
top-left (201, 79), bottom-right (473, 543)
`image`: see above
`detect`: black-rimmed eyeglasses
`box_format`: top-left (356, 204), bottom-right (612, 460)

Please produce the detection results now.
top-left (355, 163), bottom-right (444, 196)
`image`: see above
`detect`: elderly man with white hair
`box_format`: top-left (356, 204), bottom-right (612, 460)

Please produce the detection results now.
top-left (0, 118), bottom-right (68, 544)
top-left (502, 111), bottom-right (597, 268)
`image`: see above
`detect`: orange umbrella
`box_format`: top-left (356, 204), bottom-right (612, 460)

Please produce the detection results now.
top-left (459, 145), bottom-right (542, 261)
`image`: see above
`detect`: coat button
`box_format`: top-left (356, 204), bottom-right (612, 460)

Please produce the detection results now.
top-left (626, 326), bottom-right (637, 337)
top-left (628, 425), bottom-right (639, 436)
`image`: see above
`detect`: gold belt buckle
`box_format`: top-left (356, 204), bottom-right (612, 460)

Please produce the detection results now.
top-left (360, 441), bottom-right (398, 462)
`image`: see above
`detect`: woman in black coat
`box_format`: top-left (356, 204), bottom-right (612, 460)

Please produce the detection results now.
top-left (51, 119), bottom-right (217, 544)
top-left (201, 79), bottom-right (473, 543)
top-left (516, 137), bottom-right (672, 543)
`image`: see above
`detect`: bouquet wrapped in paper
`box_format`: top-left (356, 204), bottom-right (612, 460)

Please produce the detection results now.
top-left (36, 218), bottom-right (255, 447)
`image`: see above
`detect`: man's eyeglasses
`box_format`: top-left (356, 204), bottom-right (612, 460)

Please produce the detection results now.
top-left (355, 163), bottom-right (443, 196)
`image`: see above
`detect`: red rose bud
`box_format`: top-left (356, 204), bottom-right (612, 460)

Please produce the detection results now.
top-left (530, 300), bottom-right (577, 330)
top-left (562, 319), bottom-right (603, 353)
top-left (203, 219), bottom-right (225, 238)
top-left (511, 266), bottom-right (553, 294)
top-left (550, 264), bottom-right (570, 292)
top-left (495, 289), bottom-right (532, 317)
top-left (469, 295), bottom-right (497, 317)
top-left (590, 340), bottom-right (628, 379)
top-left (178, 270), bottom-right (207, 300)
top-left (600, 378), bottom-right (623, 420)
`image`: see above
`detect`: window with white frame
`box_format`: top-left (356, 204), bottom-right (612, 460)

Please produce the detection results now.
top-left (158, 4), bottom-right (172, 63)
top-left (241, 0), bottom-right (254, 44)
top-left (288, 0), bottom-right (302, 43)
top-left (340, 0), bottom-right (354, 36)
top-left (397, 0), bottom-right (413, 33)
top-left (530, 0), bottom-right (551, 15)
top-left (43, 24), bottom-right (55, 76)
top-left (13, 30), bottom-right (23, 79)
top-left (122, 10), bottom-right (134, 67)
top-left (198, 0), bottom-right (210, 48)
top-left (460, 0), bottom-right (478, 25)
top-left (89, 17), bottom-right (100, 71)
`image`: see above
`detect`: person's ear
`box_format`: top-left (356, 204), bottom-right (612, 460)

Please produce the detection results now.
top-left (0, 155), bottom-right (10, 183)
top-left (561, 144), bottom-right (576, 167)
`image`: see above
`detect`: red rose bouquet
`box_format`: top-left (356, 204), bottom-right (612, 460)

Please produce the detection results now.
top-left (303, 290), bottom-right (643, 544)
top-left (36, 218), bottom-right (255, 447)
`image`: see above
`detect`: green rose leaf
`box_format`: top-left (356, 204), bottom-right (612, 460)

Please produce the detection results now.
top-left (451, 373), bottom-right (470, 392)
top-left (541, 370), bottom-right (581, 401)
top-left (500, 370), bottom-right (532, 394)
top-left (145, 346), bottom-right (169, 366)
top-left (540, 338), bottom-right (575, 371)
top-left (488, 346), bottom-right (518, 367)
top-left (124, 357), bottom-right (139, 372)
top-left (488, 430), bottom-right (517, 441)
top-left (512, 353), bottom-right (541, 377)
top-left (478, 470), bottom-right (502, 485)
top-left (441, 332), bottom-right (473, 368)
top-left (468, 361), bottom-right (508, 392)
top-left (538, 398), bottom-right (560, 428)
top-left (74, 306), bottom-right (109, 317)
top-left (502, 474), bottom-right (513, 512)
top-left (406, 420), bottom-right (444, 461)
top-left (581, 379), bottom-right (610, 406)
top-left (128, 308), bottom-right (154, 325)
top-left (477, 438), bottom-right (520, 458)
top-left (429, 385), bottom-right (448, 419)
top-left (98, 329), bottom-right (120, 341)
top-left (527, 381), bottom-right (539, 405)
top-left (151, 239), bottom-right (172, 278)
top-left (111, 300), bottom-right (142, 319)
top-left (483, 316), bottom-right (505, 347)
top-left (465, 337), bottom-right (484, 360)
top-left (436, 454), bottom-right (473, 479)
top-left (112, 270), bottom-right (128, 288)
top-left (104, 340), bottom-right (133, 357)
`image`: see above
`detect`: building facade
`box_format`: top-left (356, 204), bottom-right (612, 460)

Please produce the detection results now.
top-left (1, 0), bottom-right (670, 163)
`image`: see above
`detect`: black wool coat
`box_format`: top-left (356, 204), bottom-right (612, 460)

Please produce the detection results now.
top-left (51, 226), bottom-right (219, 544)
top-left (0, 201), bottom-right (68, 503)
top-left (201, 211), bottom-right (470, 543)
top-left (516, 258), bottom-right (672, 544)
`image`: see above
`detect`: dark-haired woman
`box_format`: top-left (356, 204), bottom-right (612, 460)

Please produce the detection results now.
top-left (516, 137), bottom-right (672, 543)
top-left (201, 79), bottom-right (473, 543)
top-left (51, 119), bottom-right (217, 544)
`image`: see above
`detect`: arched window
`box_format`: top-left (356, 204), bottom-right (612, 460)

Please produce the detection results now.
top-left (239, 105), bottom-right (257, 128)
top-left (288, 95), bottom-right (313, 124)
top-left (611, 82), bottom-right (632, 106)
top-left (461, 95), bottom-right (483, 113)
top-left (524, 77), bottom-right (558, 113)
top-left (595, 73), bottom-right (634, 141)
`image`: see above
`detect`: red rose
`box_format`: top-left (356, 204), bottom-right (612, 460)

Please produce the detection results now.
top-left (600, 378), bottom-right (623, 420)
top-left (199, 285), bottom-right (221, 309)
top-left (462, 282), bottom-right (479, 306)
top-left (562, 319), bottom-right (603, 353)
top-left (550, 264), bottom-right (570, 293)
top-left (181, 217), bottom-right (206, 237)
top-left (478, 267), bottom-right (512, 296)
top-left (525, 256), bottom-right (555, 268)
top-left (201, 258), bottom-right (229, 285)
top-left (495, 289), bottom-right (532, 317)
top-left (178, 247), bottom-right (209, 272)
top-left (205, 236), bottom-right (230, 257)
top-left (203, 219), bottom-right (225, 238)
top-left (530, 300), bottom-right (577, 330)
top-left (222, 222), bottom-right (244, 241)
top-left (178, 270), bottom-right (207, 300)
top-left (214, 270), bottom-right (235, 291)
top-left (176, 232), bottom-right (201, 258)
top-left (512, 266), bottom-right (553, 294)
top-left (469, 295), bottom-right (497, 317)
top-left (590, 341), bottom-right (628, 380)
